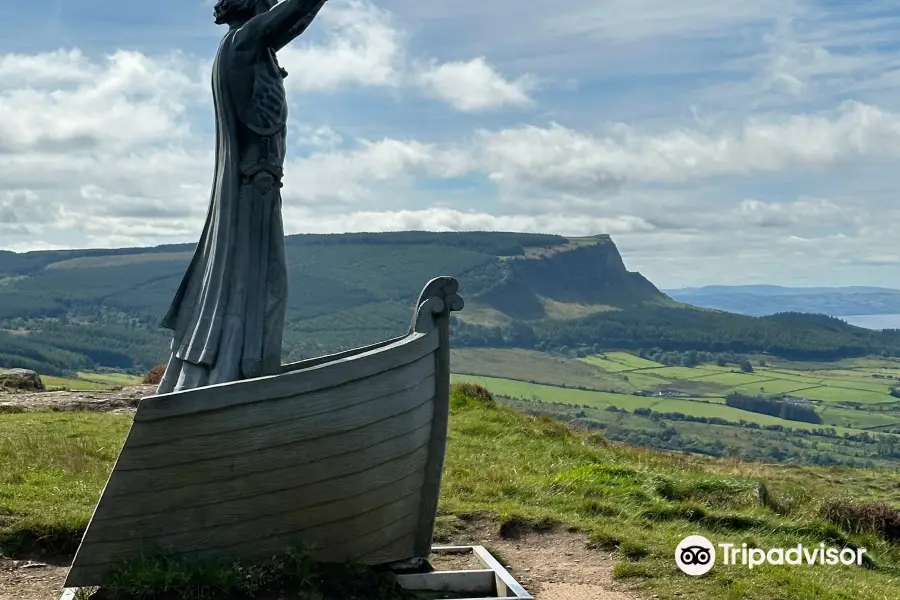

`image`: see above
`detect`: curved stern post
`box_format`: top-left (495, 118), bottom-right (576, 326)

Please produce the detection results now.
top-left (409, 277), bottom-right (464, 558)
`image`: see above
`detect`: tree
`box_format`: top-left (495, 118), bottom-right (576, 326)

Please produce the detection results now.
top-left (740, 360), bottom-right (754, 373)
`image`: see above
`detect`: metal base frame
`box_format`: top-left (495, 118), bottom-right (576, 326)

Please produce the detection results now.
top-left (396, 545), bottom-right (533, 599)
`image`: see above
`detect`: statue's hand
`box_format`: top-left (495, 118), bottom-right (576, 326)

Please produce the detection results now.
top-left (252, 171), bottom-right (277, 196)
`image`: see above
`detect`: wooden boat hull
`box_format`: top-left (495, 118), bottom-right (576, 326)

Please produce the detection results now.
top-left (65, 277), bottom-right (464, 587)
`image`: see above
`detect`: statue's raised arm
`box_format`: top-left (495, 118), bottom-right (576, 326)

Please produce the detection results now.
top-left (237, 0), bottom-right (329, 51)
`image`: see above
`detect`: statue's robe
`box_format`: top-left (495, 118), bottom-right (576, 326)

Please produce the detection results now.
top-left (156, 27), bottom-right (289, 394)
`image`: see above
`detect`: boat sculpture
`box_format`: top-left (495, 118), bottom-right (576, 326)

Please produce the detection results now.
top-left (64, 276), bottom-right (464, 587)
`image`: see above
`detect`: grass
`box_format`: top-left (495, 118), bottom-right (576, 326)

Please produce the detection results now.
top-left (3, 384), bottom-right (900, 599)
top-left (40, 372), bottom-right (143, 392)
top-left (451, 347), bottom-right (633, 392)
top-left (450, 374), bottom-right (847, 432)
top-left (794, 386), bottom-right (894, 405)
top-left (451, 348), bottom-right (900, 432)
top-left (94, 549), bottom-right (418, 600)
top-left (443, 386), bottom-right (900, 600)
top-left (0, 412), bottom-right (132, 555)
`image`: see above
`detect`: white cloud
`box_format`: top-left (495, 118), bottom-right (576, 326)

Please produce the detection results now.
top-left (0, 49), bottom-right (200, 153)
top-left (417, 57), bottom-right (535, 111)
top-left (280, 206), bottom-right (653, 237)
top-left (279, 0), bottom-right (405, 91)
top-left (282, 137), bottom-right (470, 205)
top-left (276, 0), bottom-right (534, 112)
top-left (474, 102), bottom-right (900, 191)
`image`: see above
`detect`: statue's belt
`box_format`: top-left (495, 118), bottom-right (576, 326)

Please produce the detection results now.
top-left (239, 161), bottom-right (284, 185)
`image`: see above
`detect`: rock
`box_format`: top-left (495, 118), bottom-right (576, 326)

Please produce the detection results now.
top-left (0, 369), bottom-right (45, 391)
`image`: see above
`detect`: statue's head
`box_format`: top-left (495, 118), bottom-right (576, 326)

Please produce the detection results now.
top-left (213, 0), bottom-right (277, 25)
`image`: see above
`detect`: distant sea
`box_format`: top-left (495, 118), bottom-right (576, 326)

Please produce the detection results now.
top-left (838, 314), bottom-right (900, 330)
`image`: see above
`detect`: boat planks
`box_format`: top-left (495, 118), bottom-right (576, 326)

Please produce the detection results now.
top-left (64, 276), bottom-right (464, 588)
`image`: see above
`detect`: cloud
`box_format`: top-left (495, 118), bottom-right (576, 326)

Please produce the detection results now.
top-left (279, 0), bottom-right (405, 91)
top-left (277, 0), bottom-right (534, 113)
top-left (473, 102), bottom-right (900, 192)
top-left (282, 137), bottom-right (471, 205)
top-left (417, 57), bottom-right (535, 111)
top-left (0, 49), bottom-right (201, 153)
top-left (280, 206), bottom-right (653, 237)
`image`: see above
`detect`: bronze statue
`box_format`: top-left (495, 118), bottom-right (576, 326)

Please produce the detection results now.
top-left (156, 0), bottom-right (329, 393)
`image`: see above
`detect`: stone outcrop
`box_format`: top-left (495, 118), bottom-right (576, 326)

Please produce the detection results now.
top-left (0, 369), bottom-right (45, 391)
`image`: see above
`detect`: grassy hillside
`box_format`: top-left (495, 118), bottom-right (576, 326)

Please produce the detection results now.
top-left (2, 385), bottom-right (900, 599)
top-left (0, 232), bottom-right (665, 373)
top-left (4, 231), bottom-right (900, 375)
top-left (451, 349), bottom-right (900, 468)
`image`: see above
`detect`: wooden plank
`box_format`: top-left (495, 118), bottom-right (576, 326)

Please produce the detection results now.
top-left (396, 570), bottom-right (495, 594)
top-left (67, 507), bottom-right (422, 587)
top-left (75, 468), bottom-right (425, 566)
top-left (68, 485), bottom-right (424, 584)
top-left (314, 530), bottom-right (417, 565)
top-left (117, 375), bottom-right (435, 469)
top-left (135, 329), bottom-right (438, 421)
top-left (104, 402), bottom-right (433, 499)
top-left (128, 356), bottom-right (435, 447)
top-left (85, 442), bottom-right (430, 541)
top-left (414, 308), bottom-right (452, 555)
top-left (281, 333), bottom-right (408, 373)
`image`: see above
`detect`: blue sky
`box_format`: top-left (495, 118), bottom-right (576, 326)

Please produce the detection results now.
top-left (2, 0), bottom-right (900, 288)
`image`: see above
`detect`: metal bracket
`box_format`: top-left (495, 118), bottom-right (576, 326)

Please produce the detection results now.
top-left (395, 545), bottom-right (533, 599)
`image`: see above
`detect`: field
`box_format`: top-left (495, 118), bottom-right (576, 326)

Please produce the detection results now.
top-left (40, 372), bottom-right (143, 391)
top-left (450, 350), bottom-right (900, 466)
top-left (3, 385), bottom-right (900, 600)
top-left (452, 350), bottom-right (900, 429)
top-left (449, 374), bottom-right (854, 434)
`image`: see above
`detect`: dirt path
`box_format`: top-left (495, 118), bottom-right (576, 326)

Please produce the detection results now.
top-left (0, 386), bottom-right (642, 600)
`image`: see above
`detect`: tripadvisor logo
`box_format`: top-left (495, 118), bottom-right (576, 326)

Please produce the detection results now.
top-left (675, 535), bottom-right (868, 576)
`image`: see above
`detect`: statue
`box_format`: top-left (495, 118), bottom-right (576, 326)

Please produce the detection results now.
top-left (156, 0), bottom-right (329, 394)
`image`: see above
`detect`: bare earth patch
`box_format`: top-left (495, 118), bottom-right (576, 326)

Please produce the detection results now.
top-left (444, 518), bottom-right (641, 600)
top-left (0, 558), bottom-right (69, 600)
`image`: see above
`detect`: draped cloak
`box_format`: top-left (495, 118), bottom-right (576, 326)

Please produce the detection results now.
top-left (156, 29), bottom-right (288, 394)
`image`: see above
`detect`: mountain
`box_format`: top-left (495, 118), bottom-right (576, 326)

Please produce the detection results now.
top-left (3, 232), bottom-right (900, 375)
top-left (0, 232), bottom-right (667, 374)
top-left (665, 285), bottom-right (900, 317)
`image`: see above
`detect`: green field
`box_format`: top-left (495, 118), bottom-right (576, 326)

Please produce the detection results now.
top-left (580, 351), bottom-right (665, 371)
top-left (632, 365), bottom-right (723, 379)
top-left (451, 349), bottom-right (900, 436)
top-left (451, 374), bottom-right (850, 433)
top-left (39, 372), bottom-right (143, 391)
top-left (449, 374), bottom-right (659, 409)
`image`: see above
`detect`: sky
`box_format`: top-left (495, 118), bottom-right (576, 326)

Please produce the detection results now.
top-left (2, 0), bottom-right (900, 288)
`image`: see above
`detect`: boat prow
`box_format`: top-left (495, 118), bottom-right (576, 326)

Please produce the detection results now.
top-left (64, 276), bottom-right (464, 588)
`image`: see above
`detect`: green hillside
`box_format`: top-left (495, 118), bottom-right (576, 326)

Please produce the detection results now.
top-left (449, 348), bottom-right (900, 468)
top-left (0, 232), bottom-right (667, 373)
top-left (3, 231), bottom-right (900, 375)
top-left (3, 384), bottom-right (900, 600)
